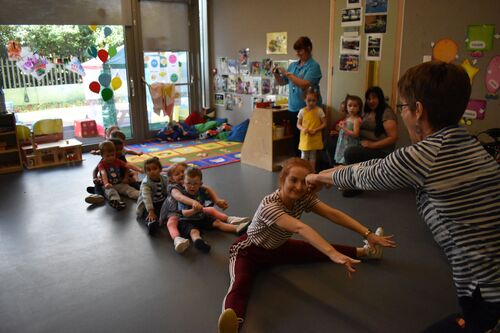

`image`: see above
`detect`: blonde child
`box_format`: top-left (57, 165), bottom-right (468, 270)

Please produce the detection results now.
top-left (97, 140), bottom-right (143, 210)
top-left (325, 101), bottom-right (346, 167)
top-left (177, 166), bottom-right (250, 253)
top-left (136, 157), bottom-right (168, 236)
top-left (334, 95), bottom-right (363, 164)
top-left (297, 88), bottom-right (326, 171)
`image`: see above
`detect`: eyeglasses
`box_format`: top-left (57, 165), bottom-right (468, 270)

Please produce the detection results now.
top-left (396, 103), bottom-right (409, 113)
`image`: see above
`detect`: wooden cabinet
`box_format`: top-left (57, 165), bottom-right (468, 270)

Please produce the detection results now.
top-left (21, 139), bottom-right (82, 169)
top-left (241, 107), bottom-right (295, 171)
top-left (0, 113), bottom-right (22, 174)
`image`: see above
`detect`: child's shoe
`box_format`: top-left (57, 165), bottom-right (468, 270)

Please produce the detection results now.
top-left (360, 227), bottom-right (384, 259)
top-left (194, 238), bottom-right (211, 253)
top-left (85, 194), bottom-right (105, 205)
top-left (236, 221), bottom-right (251, 236)
top-left (227, 216), bottom-right (250, 225)
top-left (174, 236), bottom-right (190, 253)
top-left (218, 308), bottom-right (239, 333)
top-left (109, 200), bottom-right (126, 210)
top-left (147, 221), bottom-right (159, 236)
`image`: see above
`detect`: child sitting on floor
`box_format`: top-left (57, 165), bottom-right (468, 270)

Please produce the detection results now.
top-left (97, 140), bottom-right (143, 210)
top-left (136, 157), bottom-right (168, 236)
top-left (177, 166), bottom-right (250, 253)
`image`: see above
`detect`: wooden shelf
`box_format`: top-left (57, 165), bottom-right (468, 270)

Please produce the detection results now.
top-left (0, 130), bottom-right (16, 136)
top-left (0, 147), bottom-right (20, 154)
top-left (0, 113), bottom-right (22, 174)
top-left (0, 164), bottom-right (22, 174)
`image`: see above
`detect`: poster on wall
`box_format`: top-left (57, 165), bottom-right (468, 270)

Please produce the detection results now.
top-left (217, 57), bottom-right (229, 75)
top-left (366, 34), bottom-right (383, 61)
top-left (250, 61), bottom-right (261, 75)
top-left (227, 75), bottom-right (237, 92)
top-left (225, 93), bottom-right (234, 110)
top-left (365, 0), bottom-right (387, 14)
top-left (238, 48), bottom-right (249, 66)
top-left (261, 78), bottom-right (271, 94)
top-left (347, 0), bottom-right (361, 9)
top-left (261, 58), bottom-right (274, 77)
top-left (266, 32), bottom-right (287, 55)
top-left (214, 75), bottom-right (228, 92)
top-left (339, 54), bottom-right (359, 71)
top-left (340, 36), bottom-right (361, 55)
top-left (215, 93), bottom-right (225, 106)
top-left (466, 24), bottom-right (495, 51)
top-left (227, 59), bottom-right (239, 74)
top-left (341, 8), bottom-right (362, 27)
top-left (273, 60), bottom-right (289, 72)
top-left (364, 14), bottom-right (387, 33)
top-left (464, 99), bottom-right (487, 120)
top-left (251, 77), bottom-right (261, 95)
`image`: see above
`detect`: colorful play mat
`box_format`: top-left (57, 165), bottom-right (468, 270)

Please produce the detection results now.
top-left (126, 138), bottom-right (242, 171)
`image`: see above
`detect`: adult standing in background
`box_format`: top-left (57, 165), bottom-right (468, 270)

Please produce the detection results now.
top-left (274, 36), bottom-right (322, 156)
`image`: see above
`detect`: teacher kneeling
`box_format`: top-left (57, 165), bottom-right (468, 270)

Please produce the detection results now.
top-left (307, 61), bottom-right (500, 333)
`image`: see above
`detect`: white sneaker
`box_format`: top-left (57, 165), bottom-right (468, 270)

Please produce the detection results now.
top-left (227, 216), bottom-right (250, 225)
top-left (361, 227), bottom-right (384, 260)
top-left (174, 237), bottom-right (190, 253)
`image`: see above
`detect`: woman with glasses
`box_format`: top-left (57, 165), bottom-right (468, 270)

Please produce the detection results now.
top-left (306, 62), bottom-right (500, 333)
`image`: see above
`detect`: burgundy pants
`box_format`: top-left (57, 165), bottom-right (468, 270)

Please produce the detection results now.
top-left (222, 234), bottom-right (357, 319)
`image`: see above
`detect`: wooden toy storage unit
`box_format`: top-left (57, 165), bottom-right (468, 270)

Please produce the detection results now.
top-left (0, 113), bottom-right (23, 174)
top-left (21, 138), bottom-right (83, 169)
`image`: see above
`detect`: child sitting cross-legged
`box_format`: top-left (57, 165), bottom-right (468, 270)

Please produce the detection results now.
top-left (97, 140), bottom-right (143, 210)
top-left (136, 157), bottom-right (168, 236)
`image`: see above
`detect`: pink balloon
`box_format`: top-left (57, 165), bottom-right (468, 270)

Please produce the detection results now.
top-left (98, 49), bottom-right (108, 63)
top-left (89, 81), bottom-right (101, 94)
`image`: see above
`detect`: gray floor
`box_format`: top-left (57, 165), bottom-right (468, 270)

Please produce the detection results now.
top-left (0, 153), bottom-right (460, 333)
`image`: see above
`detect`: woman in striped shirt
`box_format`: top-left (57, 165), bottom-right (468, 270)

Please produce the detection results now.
top-left (217, 157), bottom-right (396, 333)
top-left (307, 61), bottom-right (500, 332)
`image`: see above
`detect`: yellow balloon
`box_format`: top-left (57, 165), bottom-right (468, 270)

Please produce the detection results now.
top-left (461, 59), bottom-right (479, 85)
top-left (111, 76), bottom-right (122, 90)
top-left (89, 25), bottom-right (97, 32)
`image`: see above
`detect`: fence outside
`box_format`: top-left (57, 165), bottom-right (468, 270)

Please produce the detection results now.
top-left (0, 59), bottom-right (82, 89)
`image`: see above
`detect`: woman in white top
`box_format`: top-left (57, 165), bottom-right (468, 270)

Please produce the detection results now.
top-left (217, 157), bottom-right (396, 333)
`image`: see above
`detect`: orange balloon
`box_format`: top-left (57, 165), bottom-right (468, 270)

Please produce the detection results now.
top-left (432, 39), bottom-right (459, 63)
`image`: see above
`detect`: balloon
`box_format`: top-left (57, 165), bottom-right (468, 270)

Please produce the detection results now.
top-left (108, 46), bottom-right (117, 58)
top-left (101, 88), bottom-right (114, 101)
top-left (98, 73), bottom-right (111, 87)
top-left (104, 27), bottom-right (112, 38)
top-left (169, 54), bottom-right (177, 64)
top-left (97, 49), bottom-right (108, 63)
top-left (170, 73), bottom-right (178, 82)
top-left (89, 81), bottom-right (101, 94)
top-left (87, 46), bottom-right (97, 58)
top-left (88, 25), bottom-right (97, 32)
top-left (485, 55), bottom-right (500, 94)
top-left (461, 59), bottom-right (480, 84)
top-left (432, 39), bottom-right (458, 63)
top-left (111, 76), bottom-right (122, 90)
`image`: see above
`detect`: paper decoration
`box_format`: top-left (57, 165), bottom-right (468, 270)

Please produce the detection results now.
top-left (459, 118), bottom-right (473, 126)
top-left (227, 75), bottom-right (237, 92)
top-left (88, 25), bottom-right (97, 32)
top-left (261, 58), bottom-right (273, 77)
top-left (364, 14), bottom-right (387, 33)
top-left (466, 25), bottom-right (495, 51)
top-left (108, 46), bottom-right (117, 58)
top-left (432, 39), bottom-right (459, 63)
top-left (463, 99), bottom-right (487, 120)
top-left (215, 93), bottom-right (225, 106)
top-left (461, 59), bottom-right (479, 84)
top-left (225, 93), bottom-right (234, 110)
top-left (261, 78), bottom-right (271, 94)
top-left (89, 81), bottom-right (101, 93)
top-left (340, 54), bottom-right (359, 71)
top-left (250, 61), bottom-right (261, 75)
top-left (103, 26), bottom-right (112, 38)
top-left (227, 59), bottom-right (238, 74)
top-left (238, 48), bottom-right (249, 66)
top-left (347, 0), bottom-right (361, 9)
top-left (6, 41), bottom-right (22, 61)
top-left (98, 73), bottom-right (111, 87)
top-left (217, 57), bottom-right (229, 75)
top-left (16, 51), bottom-right (54, 80)
top-left (101, 88), bottom-right (114, 101)
top-left (365, 0), bottom-right (387, 14)
top-left (266, 32), bottom-right (287, 55)
top-left (485, 55), bottom-right (500, 97)
top-left (366, 34), bottom-right (383, 61)
top-left (341, 8), bottom-right (362, 27)
top-left (98, 49), bottom-right (108, 63)
top-left (111, 76), bottom-right (122, 90)
top-left (87, 46), bottom-right (97, 58)
top-left (65, 56), bottom-right (85, 76)
top-left (234, 96), bottom-right (243, 108)
top-left (340, 36), bottom-right (361, 55)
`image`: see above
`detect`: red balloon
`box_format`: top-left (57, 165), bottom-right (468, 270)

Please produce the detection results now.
top-left (89, 81), bottom-right (101, 94)
top-left (98, 49), bottom-right (108, 63)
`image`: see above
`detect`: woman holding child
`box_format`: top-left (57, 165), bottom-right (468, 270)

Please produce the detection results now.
top-left (307, 62), bottom-right (500, 332)
top-left (217, 157), bottom-right (396, 333)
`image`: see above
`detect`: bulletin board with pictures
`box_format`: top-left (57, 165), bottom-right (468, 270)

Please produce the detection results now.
top-left (213, 48), bottom-right (291, 111)
top-left (339, 0), bottom-right (388, 71)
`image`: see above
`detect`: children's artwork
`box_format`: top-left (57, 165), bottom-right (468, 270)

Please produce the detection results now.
top-left (343, 26), bottom-right (360, 37)
top-left (339, 54), bottom-right (359, 72)
top-left (234, 96), bottom-right (243, 108)
top-left (225, 93), bottom-right (234, 110)
top-left (17, 51), bottom-right (54, 80)
top-left (485, 55), bottom-right (500, 98)
top-left (341, 8), bottom-right (362, 27)
top-left (236, 76), bottom-right (245, 94)
top-left (251, 77), bottom-right (261, 95)
top-left (340, 36), bottom-right (361, 55)
top-left (241, 76), bottom-right (253, 94)
top-left (217, 57), bottom-right (229, 75)
top-left (366, 34), bottom-right (383, 60)
top-left (347, 0), bottom-right (361, 8)
top-left (466, 25), bottom-right (495, 51)
top-left (266, 32), bottom-right (287, 55)
top-left (6, 41), bottom-right (22, 61)
top-left (239, 66), bottom-right (249, 76)
top-left (364, 14), bottom-right (386, 33)
top-left (432, 38), bottom-right (459, 63)
top-left (227, 59), bottom-right (239, 74)
top-left (215, 93), bottom-right (225, 106)
top-left (261, 78), bottom-right (271, 94)
top-left (365, 0), bottom-right (387, 14)
top-left (250, 61), bottom-right (261, 75)
top-left (214, 75), bottom-right (228, 92)
top-left (65, 56), bottom-right (86, 76)
top-left (261, 58), bottom-right (273, 76)
top-left (238, 48), bottom-right (250, 66)
top-left (463, 99), bottom-right (487, 120)
top-left (461, 59), bottom-right (480, 84)
top-left (227, 75), bottom-right (237, 93)
top-left (273, 60), bottom-right (289, 72)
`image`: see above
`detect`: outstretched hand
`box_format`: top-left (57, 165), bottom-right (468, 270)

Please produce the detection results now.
top-left (330, 252), bottom-right (361, 278)
top-left (367, 232), bottom-right (397, 249)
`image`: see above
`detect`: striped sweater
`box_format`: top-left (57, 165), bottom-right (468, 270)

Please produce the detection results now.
top-left (334, 125), bottom-right (500, 302)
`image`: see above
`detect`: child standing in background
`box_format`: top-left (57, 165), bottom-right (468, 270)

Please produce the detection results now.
top-left (334, 95), bottom-right (363, 164)
top-left (325, 101), bottom-right (346, 167)
top-left (136, 157), bottom-right (168, 235)
top-left (297, 88), bottom-right (326, 171)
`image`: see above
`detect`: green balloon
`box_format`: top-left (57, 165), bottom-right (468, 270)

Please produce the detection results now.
top-left (101, 88), bottom-right (114, 101)
top-left (108, 46), bottom-right (117, 58)
top-left (170, 73), bottom-right (178, 82)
